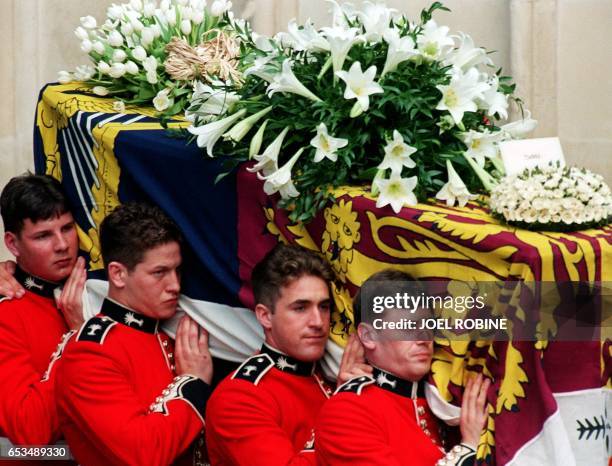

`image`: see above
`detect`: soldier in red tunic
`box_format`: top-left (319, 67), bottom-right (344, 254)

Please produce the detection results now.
top-left (0, 175), bottom-right (86, 453)
top-left (56, 203), bottom-right (214, 466)
top-left (315, 270), bottom-right (490, 466)
top-left (206, 244), bottom-right (347, 466)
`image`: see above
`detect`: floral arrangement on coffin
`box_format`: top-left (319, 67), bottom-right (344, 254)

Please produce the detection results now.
top-left (186, 1), bottom-right (537, 222)
top-left (489, 163), bottom-right (612, 232)
top-left (58, 0), bottom-right (238, 120)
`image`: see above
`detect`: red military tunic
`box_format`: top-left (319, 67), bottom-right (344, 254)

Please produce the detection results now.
top-left (206, 344), bottom-right (331, 466)
top-left (0, 267), bottom-right (71, 446)
top-left (315, 368), bottom-right (448, 466)
top-left (57, 298), bottom-right (211, 466)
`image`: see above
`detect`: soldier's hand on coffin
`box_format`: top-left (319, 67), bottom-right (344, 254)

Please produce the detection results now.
top-left (336, 333), bottom-right (373, 386)
top-left (56, 257), bottom-right (86, 330)
top-left (175, 315), bottom-right (213, 384)
top-left (460, 373), bottom-right (491, 448)
top-left (0, 259), bottom-right (24, 299)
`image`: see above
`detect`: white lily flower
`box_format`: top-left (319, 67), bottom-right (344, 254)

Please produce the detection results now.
top-left (248, 127), bottom-right (290, 176)
top-left (381, 29), bottom-right (418, 76)
top-left (75, 26), bottom-right (90, 41)
top-left (211, 0), bottom-right (232, 16)
top-left (310, 123), bottom-right (348, 163)
top-left (249, 120), bottom-right (269, 158)
top-left (436, 68), bottom-right (490, 125)
top-left (252, 33), bottom-right (274, 52)
top-left (501, 110), bottom-right (538, 138)
top-left (188, 82), bottom-right (239, 118)
top-left (374, 172), bottom-right (418, 213)
top-left (378, 130), bottom-right (417, 173)
top-left (108, 30), bottom-right (124, 47)
top-left (92, 86), bottom-right (109, 96)
top-left (463, 153), bottom-right (497, 191)
top-left (461, 129), bottom-right (502, 167)
top-left (336, 61), bottom-right (384, 114)
top-left (80, 16), bottom-right (97, 29)
top-left (80, 40), bottom-right (93, 53)
top-left (258, 148), bottom-right (304, 199)
top-left (113, 100), bottom-right (126, 112)
top-left (267, 60), bottom-right (321, 102)
top-left (417, 20), bottom-right (454, 61)
top-left (112, 49), bottom-right (127, 63)
top-left (321, 26), bottom-right (362, 76)
top-left (153, 89), bottom-right (173, 112)
top-left (359, 1), bottom-right (397, 43)
top-left (109, 62), bottom-right (127, 78)
top-left (188, 109), bottom-right (247, 156)
top-left (244, 55), bottom-right (278, 83)
top-left (278, 19), bottom-right (330, 53)
top-left (57, 71), bottom-right (72, 84)
top-left (74, 65), bottom-right (95, 81)
top-left (223, 106), bottom-right (273, 143)
top-left (477, 76), bottom-right (509, 119)
top-left (443, 33), bottom-right (492, 71)
top-left (436, 160), bottom-right (478, 207)
top-left (327, 0), bottom-right (358, 28)
top-left (93, 41), bottom-right (106, 55)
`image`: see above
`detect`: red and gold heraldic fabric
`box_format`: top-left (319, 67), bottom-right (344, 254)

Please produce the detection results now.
top-left (236, 166), bottom-right (612, 465)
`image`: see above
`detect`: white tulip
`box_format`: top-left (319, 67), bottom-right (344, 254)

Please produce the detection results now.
top-left (93, 41), bottom-right (106, 55)
top-left (80, 16), bottom-right (97, 29)
top-left (98, 61), bottom-right (111, 74)
top-left (153, 90), bottom-right (173, 112)
top-left (74, 26), bottom-right (90, 41)
top-left (92, 86), bottom-right (110, 96)
top-left (181, 6), bottom-right (194, 21)
top-left (113, 100), bottom-right (126, 113)
top-left (108, 30), bottom-right (124, 47)
top-left (112, 49), bottom-right (127, 63)
top-left (192, 10), bottom-right (204, 25)
top-left (180, 19), bottom-right (192, 35)
top-left (146, 70), bottom-right (158, 84)
top-left (57, 71), bottom-right (72, 84)
top-left (120, 22), bottom-right (134, 36)
top-left (151, 23), bottom-right (162, 38)
top-left (125, 60), bottom-right (139, 74)
top-left (80, 40), bottom-right (93, 53)
top-left (74, 65), bottom-right (95, 81)
top-left (140, 28), bottom-right (155, 47)
top-left (143, 56), bottom-right (158, 72)
top-left (107, 4), bottom-right (124, 20)
top-left (132, 45), bottom-right (147, 61)
top-left (165, 9), bottom-right (177, 26)
top-left (211, 0), bottom-right (232, 16)
top-left (109, 62), bottom-right (127, 78)
top-left (130, 0), bottom-right (143, 11)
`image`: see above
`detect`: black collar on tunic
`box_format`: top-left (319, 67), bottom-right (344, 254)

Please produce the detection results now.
top-left (260, 343), bottom-right (316, 377)
top-left (372, 367), bottom-right (426, 399)
top-left (15, 266), bottom-right (59, 299)
top-left (101, 298), bottom-right (159, 334)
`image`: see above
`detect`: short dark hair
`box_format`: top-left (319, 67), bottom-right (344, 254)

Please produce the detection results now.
top-left (251, 244), bottom-right (335, 311)
top-left (100, 202), bottom-right (182, 271)
top-left (0, 174), bottom-right (70, 235)
top-left (353, 269), bottom-right (423, 328)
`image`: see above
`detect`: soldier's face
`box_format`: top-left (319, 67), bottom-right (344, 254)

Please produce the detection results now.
top-left (375, 339), bottom-right (433, 382)
top-left (4, 212), bottom-right (78, 283)
top-left (258, 275), bottom-right (331, 362)
top-left (120, 241), bottom-right (182, 320)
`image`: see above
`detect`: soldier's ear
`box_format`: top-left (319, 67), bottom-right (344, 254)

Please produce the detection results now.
top-left (255, 303), bottom-right (273, 331)
top-left (357, 323), bottom-right (376, 350)
top-left (4, 232), bottom-right (20, 258)
top-left (107, 261), bottom-right (128, 289)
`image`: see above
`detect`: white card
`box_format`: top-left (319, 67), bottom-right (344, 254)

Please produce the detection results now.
top-left (499, 137), bottom-right (565, 176)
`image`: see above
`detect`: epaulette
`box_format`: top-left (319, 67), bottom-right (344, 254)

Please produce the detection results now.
top-left (334, 375), bottom-right (375, 395)
top-left (231, 353), bottom-right (275, 385)
top-left (76, 316), bottom-right (116, 344)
